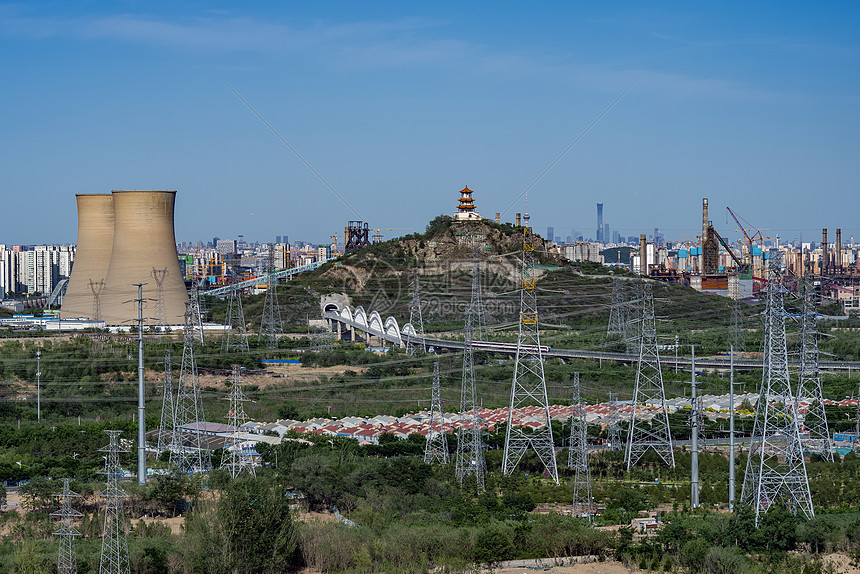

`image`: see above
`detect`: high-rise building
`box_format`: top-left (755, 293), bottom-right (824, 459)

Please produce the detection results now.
top-left (603, 223), bottom-right (610, 244)
top-left (596, 203), bottom-right (604, 242)
top-left (546, 227), bottom-right (554, 242)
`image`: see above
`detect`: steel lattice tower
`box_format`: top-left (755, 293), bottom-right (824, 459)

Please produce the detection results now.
top-left (189, 279), bottom-right (205, 344)
top-left (471, 252), bottom-right (487, 342)
top-left (424, 360), bottom-right (449, 464)
top-left (607, 392), bottom-right (623, 451)
top-left (156, 349), bottom-right (174, 454)
top-left (455, 265), bottom-right (486, 489)
top-left (169, 305), bottom-right (212, 474)
top-left (151, 267), bottom-right (167, 326)
top-left (503, 227), bottom-right (559, 483)
top-left (741, 254), bottom-right (814, 524)
top-left (222, 283), bottom-right (249, 352)
top-left (730, 297), bottom-right (745, 353)
top-left (89, 279), bottom-right (104, 321)
top-left (98, 431), bottom-right (130, 574)
top-left (607, 278), bottom-right (627, 339)
top-left (622, 283), bottom-right (637, 354)
top-left (221, 365), bottom-right (255, 478)
top-left (797, 280), bottom-right (833, 461)
top-left (260, 245), bottom-right (283, 349)
top-left (406, 272), bottom-right (426, 355)
top-left (52, 478), bottom-right (82, 574)
top-left (567, 373), bottom-right (593, 520)
top-left (625, 280), bottom-right (675, 469)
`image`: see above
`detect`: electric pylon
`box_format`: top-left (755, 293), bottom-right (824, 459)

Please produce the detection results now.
top-left (189, 279), bottom-right (205, 344)
top-left (260, 245), bottom-right (283, 349)
top-left (169, 305), bottom-right (212, 474)
top-left (730, 297), bottom-right (745, 353)
top-left (622, 283), bottom-right (637, 354)
top-left (471, 252), bottom-right (487, 342)
top-left (156, 349), bottom-right (174, 454)
top-left (424, 360), bottom-right (449, 464)
top-left (503, 227), bottom-right (559, 483)
top-left (455, 262), bottom-right (485, 489)
top-left (406, 272), bottom-right (426, 356)
top-left (568, 373), bottom-right (593, 521)
top-left (607, 278), bottom-right (627, 339)
top-left (221, 365), bottom-right (255, 478)
top-left (607, 392), bottom-right (623, 451)
top-left (797, 280), bottom-right (833, 461)
top-left (98, 430), bottom-right (130, 574)
top-left (151, 267), bottom-right (167, 326)
top-left (52, 478), bottom-right (82, 574)
top-left (625, 280), bottom-right (675, 469)
top-left (89, 279), bottom-right (104, 321)
top-left (222, 284), bottom-right (249, 352)
top-left (741, 254), bottom-right (814, 525)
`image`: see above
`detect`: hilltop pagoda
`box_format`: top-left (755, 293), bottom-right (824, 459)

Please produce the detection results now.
top-left (454, 186), bottom-right (482, 222)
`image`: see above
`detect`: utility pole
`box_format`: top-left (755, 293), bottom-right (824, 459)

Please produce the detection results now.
top-left (691, 346), bottom-right (699, 509)
top-left (133, 283), bottom-right (146, 485)
top-left (36, 348), bottom-right (41, 422)
top-left (52, 478), bottom-right (82, 574)
top-left (729, 345), bottom-right (736, 511)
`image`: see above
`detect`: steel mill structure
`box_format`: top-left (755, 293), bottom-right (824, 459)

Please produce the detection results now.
top-left (61, 190), bottom-right (188, 325)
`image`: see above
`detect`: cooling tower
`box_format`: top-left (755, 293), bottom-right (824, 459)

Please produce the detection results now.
top-left (61, 194), bottom-right (115, 320)
top-left (100, 191), bottom-right (188, 326)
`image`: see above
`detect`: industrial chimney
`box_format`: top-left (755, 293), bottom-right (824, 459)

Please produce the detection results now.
top-left (640, 234), bottom-right (648, 276)
top-left (700, 198), bottom-right (709, 274)
top-left (61, 194), bottom-right (115, 320)
top-left (822, 228), bottom-right (828, 271)
top-left (516, 213), bottom-right (521, 227)
top-left (100, 191), bottom-right (189, 326)
top-left (836, 228), bottom-right (842, 270)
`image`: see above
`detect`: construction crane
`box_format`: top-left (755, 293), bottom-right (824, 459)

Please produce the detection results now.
top-left (726, 207), bottom-right (769, 274)
top-left (373, 228), bottom-right (413, 243)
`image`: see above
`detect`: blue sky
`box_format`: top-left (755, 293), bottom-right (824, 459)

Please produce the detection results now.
top-left (2, 1), bottom-right (859, 246)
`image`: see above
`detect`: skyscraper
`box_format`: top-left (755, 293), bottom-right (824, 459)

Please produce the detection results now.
top-left (546, 227), bottom-right (554, 242)
top-left (596, 203), bottom-right (604, 242)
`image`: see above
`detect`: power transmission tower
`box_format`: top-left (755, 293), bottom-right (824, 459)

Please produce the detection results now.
top-left (424, 360), bottom-right (449, 464)
top-left (98, 430), bottom-right (130, 574)
top-left (189, 279), bottom-right (205, 344)
top-left (52, 478), bottom-right (82, 574)
top-left (260, 245), bottom-right (283, 349)
top-left (797, 280), bottom-right (833, 461)
top-left (568, 373), bottom-right (593, 521)
top-left (625, 280), bottom-right (675, 469)
top-left (89, 279), bottom-right (104, 321)
top-left (169, 305), bottom-right (212, 474)
top-left (151, 267), bottom-right (167, 326)
top-left (455, 265), bottom-right (485, 489)
top-left (607, 392), bottom-right (623, 451)
top-left (156, 349), bottom-right (174, 454)
top-left (222, 284), bottom-right (249, 352)
top-left (406, 272), bottom-right (426, 355)
top-left (607, 278), bottom-right (627, 339)
top-left (741, 254), bottom-right (814, 525)
top-left (730, 297), bottom-right (745, 353)
top-left (221, 365), bottom-right (255, 478)
top-left (471, 252), bottom-right (487, 342)
top-left (503, 227), bottom-right (559, 484)
top-left (622, 283), bottom-right (637, 354)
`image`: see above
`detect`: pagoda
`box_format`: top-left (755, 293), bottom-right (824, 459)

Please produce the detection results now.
top-left (454, 186), bottom-right (481, 221)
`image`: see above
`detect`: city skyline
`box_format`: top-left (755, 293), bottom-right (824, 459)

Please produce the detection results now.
top-left (2, 2), bottom-right (859, 245)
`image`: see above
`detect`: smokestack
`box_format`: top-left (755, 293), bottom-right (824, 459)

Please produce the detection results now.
top-left (836, 228), bottom-right (842, 270)
top-left (100, 191), bottom-right (189, 325)
top-left (516, 213), bottom-right (521, 227)
top-left (61, 194), bottom-right (115, 320)
top-left (640, 234), bottom-right (648, 276)
top-left (822, 228), bottom-right (828, 270)
top-left (700, 198), bottom-right (709, 274)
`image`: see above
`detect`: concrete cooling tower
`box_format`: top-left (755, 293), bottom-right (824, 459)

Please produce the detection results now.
top-left (61, 194), bottom-right (115, 320)
top-left (100, 191), bottom-right (188, 326)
